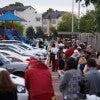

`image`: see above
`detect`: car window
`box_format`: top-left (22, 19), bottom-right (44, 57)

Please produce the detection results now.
top-left (1, 52), bottom-right (10, 56)
top-left (18, 44), bottom-right (31, 50)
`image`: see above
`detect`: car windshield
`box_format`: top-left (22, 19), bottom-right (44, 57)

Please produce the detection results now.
top-left (18, 44), bottom-right (32, 50)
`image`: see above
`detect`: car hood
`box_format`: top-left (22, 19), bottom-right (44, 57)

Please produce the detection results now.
top-left (3, 62), bottom-right (28, 73)
top-left (10, 74), bottom-right (24, 85)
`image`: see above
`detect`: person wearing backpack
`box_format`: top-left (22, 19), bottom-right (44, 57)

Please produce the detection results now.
top-left (59, 57), bottom-right (82, 100)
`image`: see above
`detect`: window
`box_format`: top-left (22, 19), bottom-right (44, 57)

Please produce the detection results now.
top-left (51, 19), bottom-right (56, 24)
top-left (43, 20), bottom-right (47, 24)
top-left (43, 27), bottom-right (47, 33)
top-left (36, 17), bottom-right (41, 21)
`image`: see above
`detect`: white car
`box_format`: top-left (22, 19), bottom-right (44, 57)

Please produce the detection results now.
top-left (0, 40), bottom-right (47, 61)
top-left (0, 43), bottom-right (25, 55)
top-left (0, 68), bottom-right (28, 100)
top-left (0, 50), bottom-right (30, 62)
top-left (15, 44), bottom-right (47, 61)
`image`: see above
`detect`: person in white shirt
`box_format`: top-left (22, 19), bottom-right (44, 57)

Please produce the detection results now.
top-left (50, 43), bottom-right (59, 72)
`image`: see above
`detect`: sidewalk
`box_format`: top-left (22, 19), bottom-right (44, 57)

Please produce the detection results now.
top-left (50, 69), bottom-right (62, 100)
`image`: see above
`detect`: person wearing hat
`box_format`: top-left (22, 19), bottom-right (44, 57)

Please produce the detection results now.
top-left (25, 60), bottom-right (55, 100)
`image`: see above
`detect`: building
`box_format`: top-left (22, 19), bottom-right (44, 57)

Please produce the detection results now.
top-left (42, 11), bottom-right (65, 36)
top-left (0, 6), bottom-right (42, 37)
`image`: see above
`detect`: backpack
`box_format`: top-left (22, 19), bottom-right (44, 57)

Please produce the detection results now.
top-left (66, 72), bottom-right (81, 100)
top-left (79, 75), bottom-right (90, 94)
top-left (77, 75), bottom-right (90, 99)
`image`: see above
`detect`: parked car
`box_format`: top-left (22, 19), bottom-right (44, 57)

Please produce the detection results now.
top-left (0, 68), bottom-right (28, 100)
top-left (0, 42), bottom-right (47, 61)
top-left (6, 56), bottom-right (23, 62)
top-left (0, 53), bottom-right (28, 77)
top-left (0, 49), bottom-right (31, 62)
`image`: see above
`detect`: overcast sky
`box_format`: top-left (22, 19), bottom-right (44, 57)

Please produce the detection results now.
top-left (0, 0), bottom-right (94, 15)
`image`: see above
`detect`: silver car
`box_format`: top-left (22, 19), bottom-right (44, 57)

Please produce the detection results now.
top-left (0, 53), bottom-right (28, 77)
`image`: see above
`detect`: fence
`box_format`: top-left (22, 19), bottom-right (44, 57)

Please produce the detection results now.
top-left (58, 32), bottom-right (100, 51)
top-left (78, 33), bottom-right (100, 52)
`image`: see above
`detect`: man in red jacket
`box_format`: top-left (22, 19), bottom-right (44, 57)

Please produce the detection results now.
top-left (25, 60), bottom-right (55, 100)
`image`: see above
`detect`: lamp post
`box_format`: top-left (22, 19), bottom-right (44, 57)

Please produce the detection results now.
top-left (72, 0), bottom-right (74, 32)
top-left (78, 0), bottom-right (80, 32)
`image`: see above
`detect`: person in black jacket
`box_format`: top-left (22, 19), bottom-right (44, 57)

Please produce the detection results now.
top-left (57, 48), bottom-right (65, 70)
top-left (0, 70), bottom-right (17, 100)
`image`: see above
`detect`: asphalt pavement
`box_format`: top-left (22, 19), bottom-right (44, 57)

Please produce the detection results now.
top-left (50, 68), bottom-right (62, 100)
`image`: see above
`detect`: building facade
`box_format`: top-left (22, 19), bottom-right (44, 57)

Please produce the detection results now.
top-left (42, 11), bottom-right (65, 36)
top-left (0, 6), bottom-right (42, 37)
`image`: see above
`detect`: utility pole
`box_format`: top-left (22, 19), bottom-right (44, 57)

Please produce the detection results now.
top-left (72, 0), bottom-right (74, 32)
top-left (78, 0), bottom-right (80, 32)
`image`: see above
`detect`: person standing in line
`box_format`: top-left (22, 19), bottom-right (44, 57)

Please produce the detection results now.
top-left (60, 57), bottom-right (82, 100)
top-left (25, 60), bottom-right (55, 100)
top-left (84, 58), bottom-right (100, 95)
top-left (50, 43), bottom-right (59, 72)
top-left (0, 70), bottom-right (17, 100)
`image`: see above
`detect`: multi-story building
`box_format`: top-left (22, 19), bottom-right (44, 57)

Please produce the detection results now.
top-left (0, 6), bottom-right (42, 36)
top-left (42, 11), bottom-right (65, 36)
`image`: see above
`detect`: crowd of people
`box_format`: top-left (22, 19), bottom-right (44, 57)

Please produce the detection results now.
top-left (0, 38), bottom-right (100, 100)
top-left (46, 38), bottom-right (100, 100)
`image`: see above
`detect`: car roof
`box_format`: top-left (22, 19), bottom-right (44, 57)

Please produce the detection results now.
top-left (0, 40), bottom-right (22, 44)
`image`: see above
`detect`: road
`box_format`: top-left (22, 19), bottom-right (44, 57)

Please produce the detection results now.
top-left (50, 68), bottom-right (62, 100)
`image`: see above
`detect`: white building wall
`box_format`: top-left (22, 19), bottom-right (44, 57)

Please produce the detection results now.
top-left (43, 16), bottom-right (62, 36)
top-left (14, 7), bottom-right (42, 37)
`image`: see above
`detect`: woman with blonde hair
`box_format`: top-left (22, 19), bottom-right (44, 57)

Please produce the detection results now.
top-left (0, 70), bottom-right (17, 100)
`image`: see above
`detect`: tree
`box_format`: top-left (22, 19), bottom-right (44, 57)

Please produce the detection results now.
top-left (9, 2), bottom-right (24, 7)
top-left (57, 12), bottom-right (78, 32)
top-left (76, 0), bottom-right (100, 6)
top-left (14, 22), bottom-right (24, 34)
top-left (42, 8), bottom-right (54, 17)
top-left (50, 26), bottom-right (57, 37)
top-left (0, 21), bottom-right (24, 34)
top-left (26, 26), bottom-right (35, 39)
top-left (46, 8), bottom-right (54, 13)
top-left (80, 10), bottom-right (96, 33)
top-left (36, 27), bottom-right (45, 38)
top-left (95, 3), bottom-right (100, 32)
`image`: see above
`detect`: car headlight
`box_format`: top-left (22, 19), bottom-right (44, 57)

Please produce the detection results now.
top-left (17, 85), bottom-right (26, 93)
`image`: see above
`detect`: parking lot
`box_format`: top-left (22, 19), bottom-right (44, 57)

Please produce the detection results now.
top-left (50, 68), bottom-right (62, 100)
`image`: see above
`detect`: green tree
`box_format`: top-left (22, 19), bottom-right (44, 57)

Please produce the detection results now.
top-left (36, 27), bottom-right (45, 38)
top-left (76, 0), bottom-right (100, 6)
top-left (57, 12), bottom-right (78, 32)
top-left (14, 22), bottom-right (24, 34)
top-left (0, 21), bottom-right (24, 34)
top-left (42, 8), bottom-right (54, 17)
top-left (50, 26), bottom-right (57, 37)
top-left (80, 11), bottom-right (96, 33)
top-left (26, 26), bottom-right (35, 39)
top-left (95, 3), bottom-right (100, 32)
top-left (9, 2), bottom-right (24, 7)
top-left (46, 8), bottom-right (54, 13)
